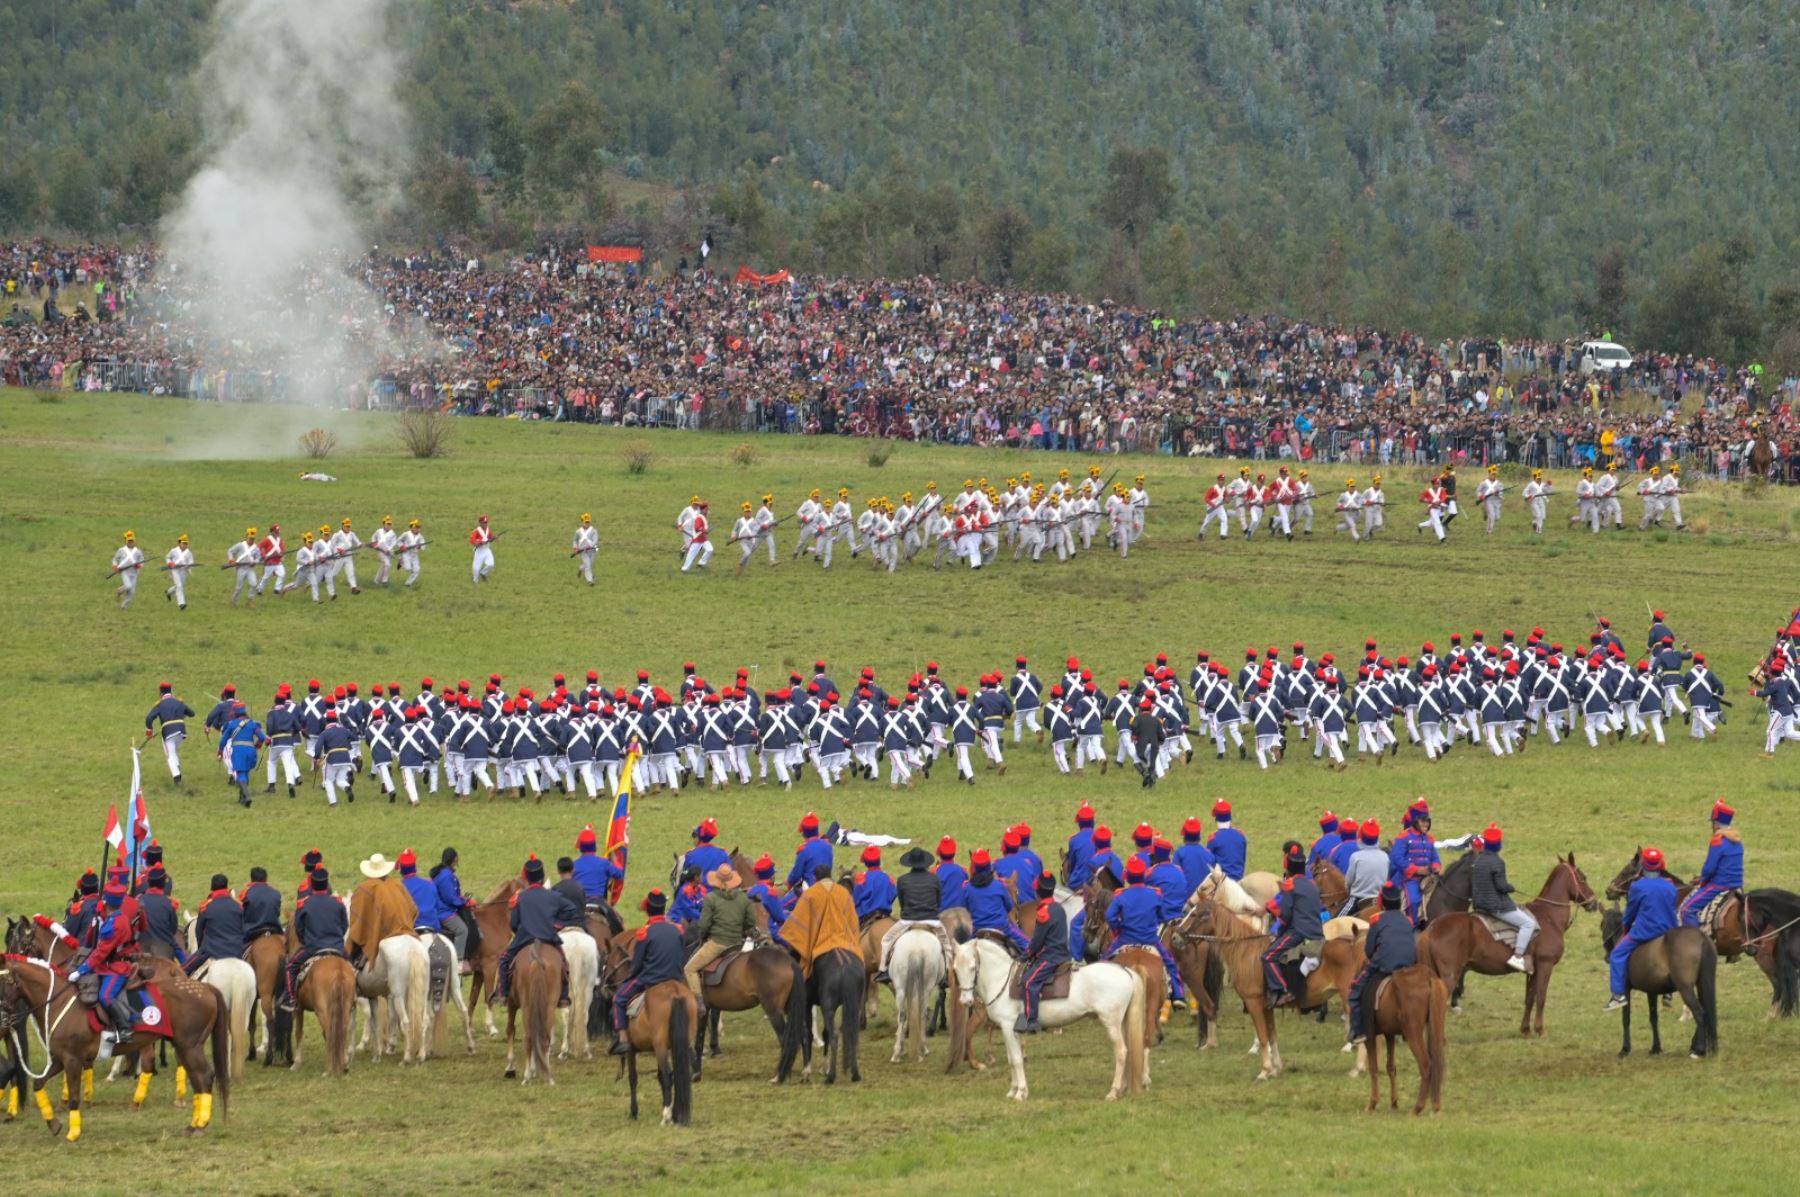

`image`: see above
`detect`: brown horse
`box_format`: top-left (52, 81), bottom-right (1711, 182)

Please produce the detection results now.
top-left (1074, 890), bottom-right (1168, 1047)
top-left (1605, 848), bottom-right (1746, 960)
top-left (1352, 965), bottom-right (1448, 1114)
top-left (1177, 897), bottom-right (1363, 1081)
top-left (1419, 854), bottom-right (1598, 1036)
top-left (245, 932), bottom-right (288, 1066)
top-left (284, 953), bottom-right (355, 1076)
top-left (1162, 919), bottom-right (1226, 1049)
top-left (503, 941), bottom-right (561, 1084)
top-left (858, 913), bottom-right (896, 1025)
top-left (622, 979), bottom-right (695, 1124)
top-left (0, 954), bottom-right (229, 1141)
top-left (694, 944), bottom-right (807, 1081)
top-left (1314, 860), bottom-right (1350, 916)
top-left (1600, 909), bottom-right (1718, 1058)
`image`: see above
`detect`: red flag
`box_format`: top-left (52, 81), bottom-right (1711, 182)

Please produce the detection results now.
top-left (103, 804), bottom-right (123, 852)
top-left (587, 245), bottom-right (644, 264)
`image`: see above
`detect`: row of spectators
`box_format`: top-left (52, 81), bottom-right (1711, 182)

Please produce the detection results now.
top-left (2, 238), bottom-right (1795, 480)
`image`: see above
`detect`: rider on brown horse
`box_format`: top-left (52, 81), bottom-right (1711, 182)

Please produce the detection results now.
top-left (1605, 848), bottom-right (1682, 1011)
top-left (1679, 800), bottom-right (1743, 929)
top-left (1262, 847), bottom-right (1323, 1009)
top-left (68, 877), bottom-right (138, 1045)
top-left (609, 889), bottom-right (686, 1055)
top-left (1471, 825), bottom-right (1535, 971)
top-left (1348, 883), bottom-right (1417, 1047)
top-left (283, 868), bottom-right (347, 1009)
top-left (497, 855), bottom-right (577, 1006)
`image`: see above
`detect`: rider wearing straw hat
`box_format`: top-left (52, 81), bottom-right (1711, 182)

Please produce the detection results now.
top-left (683, 863), bottom-right (767, 1000)
top-left (345, 852), bottom-right (418, 971)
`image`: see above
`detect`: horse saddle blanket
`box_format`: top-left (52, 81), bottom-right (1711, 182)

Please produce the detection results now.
top-left (293, 950), bottom-right (345, 993)
top-left (423, 934), bottom-right (453, 996)
top-left (701, 946), bottom-right (744, 985)
top-left (1008, 961), bottom-right (1071, 1002)
top-left (1475, 913), bottom-right (1520, 947)
top-left (84, 983), bottom-right (173, 1040)
top-left (1698, 891), bottom-right (1737, 938)
top-left (859, 912), bottom-right (892, 933)
top-left (626, 993), bottom-right (648, 1021)
top-left (1280, 938), bottom-right (1325, 965)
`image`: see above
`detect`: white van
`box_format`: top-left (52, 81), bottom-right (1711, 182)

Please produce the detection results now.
top-left (1578, 340), bottom-right (1633, 374)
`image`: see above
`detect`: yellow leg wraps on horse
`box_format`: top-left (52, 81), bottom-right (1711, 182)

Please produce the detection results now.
top-left (35, 1088), bottom-right (55, 1123)
top-left (175, 1066), bottom-right (188, 1102)
top-left (133, 1071), bottom-right (153, 1106)
top-left (196, 1092), bottom-right (213, 1128)
top-left (60, 1076), bottom-right (68, 1101)
top-left (6, 1086), bottom-right (18, 1119)
top-left (65, 1110), bottom-right (81, 1142)
top-left (82, 1068), bottom-right (94, 1102)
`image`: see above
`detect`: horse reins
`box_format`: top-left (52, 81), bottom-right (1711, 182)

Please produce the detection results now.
top-left (0, 957), bottom-right (80, 1081)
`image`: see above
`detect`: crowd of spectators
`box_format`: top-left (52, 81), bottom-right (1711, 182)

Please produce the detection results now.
top-left (3, 238), bottom-right (1795, 481)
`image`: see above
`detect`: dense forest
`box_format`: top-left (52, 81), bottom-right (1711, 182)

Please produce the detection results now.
top-left (4, 0), bottom-right (1798, 358)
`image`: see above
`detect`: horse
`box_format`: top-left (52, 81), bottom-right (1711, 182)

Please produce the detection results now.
top-left (182, 918), bottom-right (257, 1081)
top-left (808, 947), bottom-right (865, 1084)
top-left (1744, 887), bottom-right (1800, 1018)
top-left (887, 928), bottom-right (946, 1064)
top-left (947, 936), bottom-right (1146, 1101)
top-left (279, 952), bottom-right (356, 1075)
top-left (502, 940), bottom-right (561, 1084)
top-left (859, 910), bottom-right (896, 1025)
top-left (1351, 965), bottom-right (1448, 1114)
top-left (1191, 866), bottom-right (1270, 929)
top-left (1240, 871), bottom-right (1280, 907)
top-left (621, 979), bottom-right (695, 1125)
top-left (694, 943), bottom-right (807, 1079)
top-left (1600, 909), bottom-right (1718, 1059)
top-left (245, 931), bottom-right (290, 1065)
top-left (350, 931), bottom-right (431, 1064)
top-left (1423, 853), bottom-right (1476, 923)
top-left (555, 929), bottom-right (599, 1061)
top-left (0, 954), bottom-right (229, 1141)
top-left (1313, 860), bottom-right (1350, 915)
top-left (1418, 854), bottom-right (1598, 1036)
top-left (1075, 887), bottom-right (1168, 1048)
top-left (1178, 897), bottom-right (1363, 1081)
top-left (418, 930), bottom-right (477, 1057)
top-left (466, 877), bottom-right (523, 1037)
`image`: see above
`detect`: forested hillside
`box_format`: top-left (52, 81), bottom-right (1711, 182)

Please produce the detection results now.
top-left (4, 0), bottom-right (1797, 352)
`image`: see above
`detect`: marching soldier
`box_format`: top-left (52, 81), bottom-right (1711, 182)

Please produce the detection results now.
top-left (1199, 473), bottom-right (1231, 539)
top-left (1635, 467), bottom-right (1663, 530)
top-left (110, 530), bottom-right (146, 608)
top-left (1522, 470), bottom-right (1552, 534)
top-left (753, 493), bottom-right (779, 563)
top-left (282, 532), bottom-right (319, 601)
top-left (397, 518), bottom-right (425, 586)
top-left (1660, 464), bottom-right (1687, 530)
top-left (256, 524), bottom-right (286, 596)
top-left (572, 512), bottom-right (599, 585)
top-left (227, 528), bottom-right (262, 606)
top-left (1295, 468), bottom-right (1316, 534)
top-left (732, 502), bottom-right (760, 569)
top-left (470, 514), bottom-right (496, 583)
top-left (313, 524), bottom-right (339, 599)
top-left (371, 516), bottom-right (399, 586)
top-left (1416, 476), bottom-right (1448, 543)
top-left (1572, 465), bottom-right (1598, 532)
top-left (1361, 474), bottom-right (1387, 538)
top-left (1335, 479), bottom-right (1362, 540)
top-left (680, 502), bottom-right (713, 572)
top-left (1596, 464), bottom-right (1624, 530)
top-left (677, 495), bottom-right (702, 555)
top-left (163, 534), bottom-right (193, 609)
top-left (1476, 466), bottom-right (1504, 534)
top-left (331, 518), bottom-right (362, 594)
top-left (144, 681), bottom-right (195, 784)
top-left (1269, 467), bottom-right (1295, 540)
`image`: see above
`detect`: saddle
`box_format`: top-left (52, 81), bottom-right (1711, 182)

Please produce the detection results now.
top-left (1279, 937), bottom-right (1325, 966)
top-left (1698, 891), bottom-right (1738, 939)
top-left (82, 981), bottom-right (172, 1040)
top-left (293, 949), bottom-right (346, 994)
top-left (1008, 961), bottom-right (1071, 1002)
top-left (974, 928), bottom-right (1022, 957)
top-left (1474, 912), bottom-right (1520, 948)
top-left (242, 927), bottom-right (284, 951)
top-left (700, 946), bottom-right (744, 986)
top-left (859, 911), bottom-right (893, 933)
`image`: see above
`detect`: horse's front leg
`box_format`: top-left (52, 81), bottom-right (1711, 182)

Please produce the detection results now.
top-left (1002, 1024), bottom-right (1028, 1101)
top-left (1646, 991), bottom-right (1662, 1055)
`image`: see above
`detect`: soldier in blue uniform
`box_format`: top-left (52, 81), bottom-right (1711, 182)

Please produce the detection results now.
top-left (1147, 838), bottom-right (1191, 919)
top-left (238, 867), bottom-right (283, 941)
top-left (1013, 824), bottom-right (1045, 886)
top-left (746, 854), bottom-right (789, 942)
top-left (1308, 811), bottom-right (1341, 870)
top-left (853, 846), bottom-right (897, 921)
top-left (283, 868), bottom-right (347, 1010)
top-left (1206, 799), bottom-right (1247, 880)
top-left (932, 837), bottom-right (968, 912)
top-left (498, 855), bottom-right (578, 1005)
top-left (1065, 803), bottom-right (1098, 886)
top-left (1128, 823), bottom-right (1157, 871)
top-left (1328, 818), bottom-right (1362, 876)
top-left (1010, 656), bottom-right (1044, 742)
top-left (669, 865), bottom-right (707, 929)
top-left (395, 849), bottom-right (447, 936)
top-left (1605, 847), bottom-right (1680, 1010)
top-left (186, 874), bottom-right (244, 976)
top-left (218, 701), bottom-right (266, 808)
top-left (1681, 800), bottom-right (1743, 927)
top-left (1016, 873), bottom-right (1070, 1033)
top-left (787, 812), bottom-right (834, 890)
top-left (1174, 817), bottom-right (1217, 890)
top-left (609, 888), bottom-right (687, 1054)
top-left (1387, 800), bottom-right (1442, 925)
top-left (65, 869), bottom-right (102, 944)
top-left (136, 866), bottom-right (185, 964)
top-left (571, 824), bottom-right (624, 908)
top-left (1347, 882), bottom-right (1418, 1046)
top-left (682, 818), bottom-right (730, 886)
top-left (71, 879), bottom-right (139, 1039)
top-left (1103, 858), bottom-right (1187, 1008)
top-left (144, 681), bottom-right (195, 786)
top-left (964, 850), bottom-right (1029, 952)
top-left (1262, 848), bottom-right (1323, 1008)
top-left (994, 830), bottom-right (1037, 895)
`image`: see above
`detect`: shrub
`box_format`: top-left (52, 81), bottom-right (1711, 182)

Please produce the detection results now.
top-left (728, 442), bottom-right (759, 468)
top-left (866, 443), bottom-right (892, 468)
top-left (396, 408), bottom-right (453, 459)
top-left (298, 427), bottom-right (338, 460)
top-left (623, 440), bottom-right (655, 475)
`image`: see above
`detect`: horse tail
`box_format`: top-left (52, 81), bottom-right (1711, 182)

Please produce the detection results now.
top-left (943, 971), bottom-right (968, 1075)
top-left (1699, 937), bottom-right (1720, 1056)
top-left (406, 945), bottom-right (431, 1062)
top-left (905, 953), bottom-right (929, 1061)
top-left (330, 971), bottom-right (354, 1076)
top-left (776, 957), bottom-right (807, 1083)
top-left (1123, 972), bottom-right (1147, 1095)
top-left (209, 989), bottom-right (232, 1123)
top-left (271, 1002), bottom-right (293, 1065)
top-left (668, 997), bottom-right (693, 1126)
top-left (1776, 929), bottom-right (1800, 1018)
top-left (1425, 973), bottom-right (1449, 1105)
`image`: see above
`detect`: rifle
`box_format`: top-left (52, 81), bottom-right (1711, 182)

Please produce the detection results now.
top-left (103, 561), bottom-right (145, 579)
top-left (218, 555), bottom-right (264, 571)
top-left (727, 514), bottom-right (790, 545)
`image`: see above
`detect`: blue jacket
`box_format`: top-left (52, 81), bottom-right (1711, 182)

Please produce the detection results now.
top-left (1698, 831), bottom-right (1744, 888)
top-left (747, 882), bottom-right (788, 935)
top-left (1363, 910), bottom-right (1418, 973)
top-left (932, 860), bottom-right (969, 911)
top-left (1174, 842), bottom-right (1217, 891)
top-left (963, 874), bottom-right (1015, 932)
top-left (1065, 829), bottom-right (1097, 887)
top-left (192, 890), bottom-right (244, 960)
top-left (1388, 830), bottom-right (1440, 882)
top-left (433, 868), bottom-right (469, 916)
top-left (853, 868), bottom-right (897, 919)
top-left (1621, 874), bottom-right (1680, 941)
top-left (1148, 861), bottom-right (1190, 921)
top-left (1025, 899), bottom-right (1071, 965)
top-left (572, 851), bottom-right (622, 901)
top-left (1328, 836), bottom-right (1360, 876)
top-left (1088, 849), bottom-right (1125, 886)
top-left (296, 893), bottom-right (348, 952)
top-left (403, 873), bottom-right (444, 929)
top-left (993, 851), bottom-right (1038, 896)
top-left (240, 881), bottom-right (284, 936)
top-left (788, 837), bottom-right (834, 889)
top-left (683, 844), bottom-right (731, 888)
top-left (1104, 884), bottom-right (1162, 945)
top-left (670, 882), bottom-right (707, 926)
top-left (145, 695), bottom-right (194, 739)
top-left (1207, 827), bottom-right (1247, 880)
top-left (627, 917), bottom-right (687, 986)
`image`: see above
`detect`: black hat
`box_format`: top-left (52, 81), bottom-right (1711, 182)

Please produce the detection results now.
top-left (77, 869), bottom-right (99, 896)
top-left (143, 841), bottom-right (164, 865)
top-left (144, 866), bottom-right (169, 890)
top-left (210, 873), bottom-right (230, 892)
top-left (310, 867), bottom-right (331, 891)
top-left (523, 855), bottom-right (546, 884)
top-left (1380, 882), bottom-right (1403, 910)
top-left (1035, 872), bottom-right (1057, 898)
top-left (642, 888), bottom-right (667, 915)
top-left (1283, 847), bottom-right (1307, 876)
top-left (899, 846), bottom-right (934, 870)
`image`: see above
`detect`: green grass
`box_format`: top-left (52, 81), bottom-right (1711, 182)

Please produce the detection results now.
top-left (0, 389), bottom-right (1796, 1194)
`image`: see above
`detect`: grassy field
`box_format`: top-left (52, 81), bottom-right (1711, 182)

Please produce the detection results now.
top-left (2, 389), bottom-right (1798, 1194)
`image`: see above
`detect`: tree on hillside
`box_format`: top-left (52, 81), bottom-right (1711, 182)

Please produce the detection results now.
top-left (1095, 147), bottom-right (1174, 248)
top-left (526, 83), bottom-right (615, 201)
top-left (977, 205), bottom-right (1033, 282)
top-left (484, 102), bottom-right (526, 193)
top-left (1636, 236), bottom-right (1763, 363)
top-left (1576, 245), bottom-right (1631, 336)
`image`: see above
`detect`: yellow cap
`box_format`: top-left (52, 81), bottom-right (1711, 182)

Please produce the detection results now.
top-left (1135, 474), bottom-right (1145, 483)
top-left (691, 494), bottom-right (701, 504)
top-left (319, 524), bottom-right (331, 534)
top-left (408, 519), bottom-right (420, 528)
top-left (1671, 464), bottom-right (1681, 473)
top-left (838, 487), bottom-right (849, 496)
top-left (1089, 465), bottom-right (1100, 475)
top-left (382, 515), bottom-right (393, 525)
top-left (580, 512), bottom-right (592, 522)
top-left (246, 527), bottom-right (257, 537)
top-left (1298, 469), bottom-right (1309, 477)
top-left (810, 488), bottom-right (821, 498)
top-left (926, 481), bottom-right (937, 489)
top-left (177, 534), bottom-right (189, 544)
top-left (1372, 474), bottom-right (1382, 483)
top-left (761, 494), bottom-right (772, 503)
top-left (342, 517), bottom-right (352, 527)
top-left (963, 479), bottom-right (974, 488)
top-left (302, 531), bottom-right (314, 542)
top-left (1058, 468), bottom-right (1069, 478)
top-left (124, 530), bottom-right (135, 540)
top-left (742, 501), bottom-right (753, 511)
top-left (902, 491), bottom-right (913, 501)
top-left (1239, 466), bottom-right (1250, 474)
top-left (1021, 471), bottom-right (1032, 481)
top-left (1346, 479), bottom-right (1356, 487)
top-left (1533, 469), bottom-right (1543, 478)
top-left (1487, 465), bottom-right (1498, 474)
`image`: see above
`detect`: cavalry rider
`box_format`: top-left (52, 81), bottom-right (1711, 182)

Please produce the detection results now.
top-left (1680, 799), bottom-right (1744, 928)
top-left (283, 867), bottom-right (348, 1011)
top-left (609, 889), bottom-right (687, 1055)
top-left (669, 866), bottom-right (707, 929)
top-left (684, 863), bottom-right (768, 1005)
top-left (786, 812), bottom-right (835, 893)
top-left (1261, 846), bottom-right (1323, 1009)
top-left (1328, 818), bottom-right (1362, 875)
top-left (746, 854), bottom-right (790, 943)
top-left (572, 824), bottom-right (625, 912)
top-left (185, 874), bottom-right (245, 977)
top-left (1388, 799), bottom-right (1443, 925)
top-left (136, 866), bottom-right (185, 964)
top-left (1307, 811), bottom-right (1341, 871)
top-left (1147, 838), bottom-right (1191, 918)
top-left (1065, 803), bottom-right (1099, 886)
top-left (1605, 847), bottom-right (1680, 1012)
top-left (874, 846), bottom-right (951, 983)
top-left (994, 829), bottom-right (1036, 894)
top-left (1104, 857), bottom-right (1187, 1016)
top-left (65, 869), bottom-right (102, 944)
top-left (1342, 820), bottom-right (1390, 917)
top-left (345, 853), bottom-right (418, 972)
top-left (932, 836), bottom-right (968, 913)
top-left (398, 849), bottom-right (453, 941)
top-left (239, 867), bottom-right (284, 941)
top-left (1174, 817), bottom-right (1218, 890)
top-left (497, 854), bottom-right (578, 1007)
top-left (1347, 881), bottom-right (1418, 1048)
top-left (1471, 824), bottom-right (1535, 972)
top-left (964, 849), bottom-right (1030, 953)
top-left (431, 848), bottom-right (478, 969)
top-left (1013, 824), bottom-right (1045, 886)
top-left (681, 818), bottom-right (730, 888)
top-left (69, 877), bottom-right (140, 1045)
top-left (1016, 872), bottom-right (1072, 1034)
top-left (1207, 799), bottom-right (1248, 880)
top-left (852, 846), bottom-right (897, 921)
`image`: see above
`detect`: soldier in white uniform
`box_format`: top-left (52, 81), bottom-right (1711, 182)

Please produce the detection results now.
top-left (1127, 474), bottom-right (1149, 547)
top-left (1572, 466), bottom-right (1598, 532)
top-left (163, 534), bottom-right (194, 609)
top-left (397, 519), bottom-right (425, 586)
top-left (1476, 466), bottom-right (1505, 534)
top-left (1417, 477), bottom-right (1449, 542)
top-left (111, 530), bottom-right (146, 608)
top-left (793, 488), bottom-right (824, 559)
top-left (331, 518), bottom-right (362, 594)
top-left (572, 511), bottom-right (599, 584)
top-left (1635, 467), bottom-right (1663, 530)
top-left (227, 527), bottom-right (263, 606)
top-left (732, 502), bottom-right (760, 569)
top-left (1335, 479), bottom-right (1363, 540)
top-left (1659, 464), bottom-right (1686, 530)
top-left (752, 493), bottom-right (779, 563)
top-left (1596, 465), bottom-right (1623, 529)
top-left (1361, 474), bottom-right (1388, 538)
top-left (256, 523), bottom-right (286, 596)
top-left (820, 488), bottom-right (854, 568)
top-left (1243, 473), bottom-right (1267, 539)
top-left (681, 502), bottom-right (713, 572)
top-left (313, 523), bottom-right (339, 598)
top-left (855, 499), bottom-right (879, 561)
top-left (370, 515), bottom-right (399, 586)
top-left (676, 495), bottom-right (701, 556)
top-left (1295, 468), bottom-right (1317, 534)
top-left (470, 514), bottom-right (496, 582)
top-left (282, 532), bottom-right (319, 600)
top-left (1268, 467), bottom-right (1295, 540)
top-left (1226, 466), bottom-right (1252, 531)
top-left (894, 492), bottom-right (919, 562)
top-left (1522, 469), bottom-right (1553, 534)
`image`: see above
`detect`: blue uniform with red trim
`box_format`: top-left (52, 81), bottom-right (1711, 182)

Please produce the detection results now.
top-left (1174, 840), bottom-right (1217, 890)
top-left (72, 903), bottom-right (139, 1008)
top-left (747, 881), bottom-right (788, 941)
top-left (1021, 898), bottom-right (1071, 1019)
top-left (670, 882), bottom-right (707, 927)
top-left (932, 859), bottom-right (969, 912)
top-left (964, 873), bottom-right (1029, 952)
top-left (1610, 873), bottom-right (1680, 994)
top-left (1387, 829), bottom-right (1441, 926)
top-left (1207, 827), bottom-right (1247, 880)
top-left (1065, 827), bottom-right (1097, 887)
top-left (1262, 874), bottom-right (1323, 998)
top-left (1680, 830), bottom-right (1743, 927)
top-left (993, 850), bottom-right (1038, 896)
top-left (1101, 882), bottom-right (1185, 1001)
top-left (572, 848), bottom-right (624, 903)
top-left (853, 868), bottom-right (897, 920)
top-left (612, 916), bottom-right (687, 1031)
top-left (787, 836), bottom-right (834, 890)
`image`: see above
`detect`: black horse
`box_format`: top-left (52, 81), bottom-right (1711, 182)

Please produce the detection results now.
top-left (1745, 887), bottom-right (1800, 1017)
top-left (808, 947), bottom-right (865, 1085)
top-left (1423, 852), bottom-right (1477, 923)
top-left (1600, 908), bottom-right (1718, 1059)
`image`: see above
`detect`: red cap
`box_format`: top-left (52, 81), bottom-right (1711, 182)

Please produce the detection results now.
top-left (1016, 823), bottom-right (1032, 840)
top-left (1067, 657), bottom-right (1079, 668)
top-left (1092, 826), bottom-right (1112, 847)
top-left (1075, 803), bottom-right (1096, 824)
top-left (1361, 820), bottom-right (1381, 841)
top-left (1132, 822), bottom-right (1155, 844)
top-left (1016, 656), bottom-right (1028, 666)
top-left (1319, 810), bottom-right (1338, 829)
top-left (577, 824), bottom-right (598, 848)
top-left (860, 846), bottom-right (881, 866)
top-left (937, 837), bottom-right (957, 859)
top-left (1124, 857), bottom-right (1148, 882)
top-left (970, 849), bottom-right (992, 870)
top-left (1002, 830), bottom-right (1021, 851)
top-left (799, 812), bottom-right (820, 834)
top-left (697, 818), bottom-right (718, 839)
top-left (1711, 799), bottom-right (1735, 821)
top-left (397, 848), bottom-right (417, 869)
top-left (814, 660), bottom-right (827, 671)
top-left (1482, 824), bottom-right (1503, 848)
top-left (1181, 816), bottom-right (1203, 836)
top-left (1212, 799), bottom-right (1231, 819)
top-left (753, 854), bottom-right (775, 877)
top-left (955, 686), bottom-right (968, 699)
top-left (1340, 819), bottom-right (1360, 837)
top-left (1641, 847), bottom-right (1665, 870)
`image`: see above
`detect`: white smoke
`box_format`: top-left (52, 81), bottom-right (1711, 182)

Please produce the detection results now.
top-left (159, 0), bottom-right (411, 443)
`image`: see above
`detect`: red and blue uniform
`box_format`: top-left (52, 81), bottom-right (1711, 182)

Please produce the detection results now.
top-left (853, 866), bottom-right (897, 920)
top-left (1610, 870), bottom-right (1680, 994)
top-left (1102, 875), bottom-right (1185, 1002)
top-left (1021, 897), bottom-right (1071, 1021)
top-left (965, 867), bottom-right (1029, 952)
top-left (1328, 823), bottom-right (1361, 876)
top-left (1387, 826), bottom-right (1441, 926)
top-left (1681, 812), bottom-right (1743, 927)
top-left (1206, 809), bottom-right (1247, 880)
top-left (1065, 806), bottom-right (1098, 887)
top-left (1147, 849), bottom-right (1191, 920)
top-left (787, 822), bottom-right (834, 891)
top-left (682, 819), bottom-right (731, 889)
top-left (612, 913), bottom-right (686, 1032)
top-left (71, 887), bottom-right (139, 1011)
top-left (993, 839), bottom-right (1039, 896)
top-left (669, 880), bottom-right (707, 928)
top-left (932, 853), bottom-right (969, 912)
top-left (1173, 833), bottom-right (1217, 892)
top-left (1262, 872), bottom-right (1324, 999)
top-left (1307, 812), bottom-right (1341, 871)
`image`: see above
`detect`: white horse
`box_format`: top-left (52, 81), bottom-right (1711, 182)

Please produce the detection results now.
top-left (888, 928), bottom-right (946, 1064)
top-left (419, 930), bottom-right (476, 1057)
top-left (181, 916), bottom-right (258, 1081)
top-left (353, 933), bottom-right (432, 1064)
top-left (1192, 866), bottom-right (1269, 928)
top-left (950, 938), bottom-right (1146, 1101)
top-left (556, 929), bottom-right (599, 1061)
